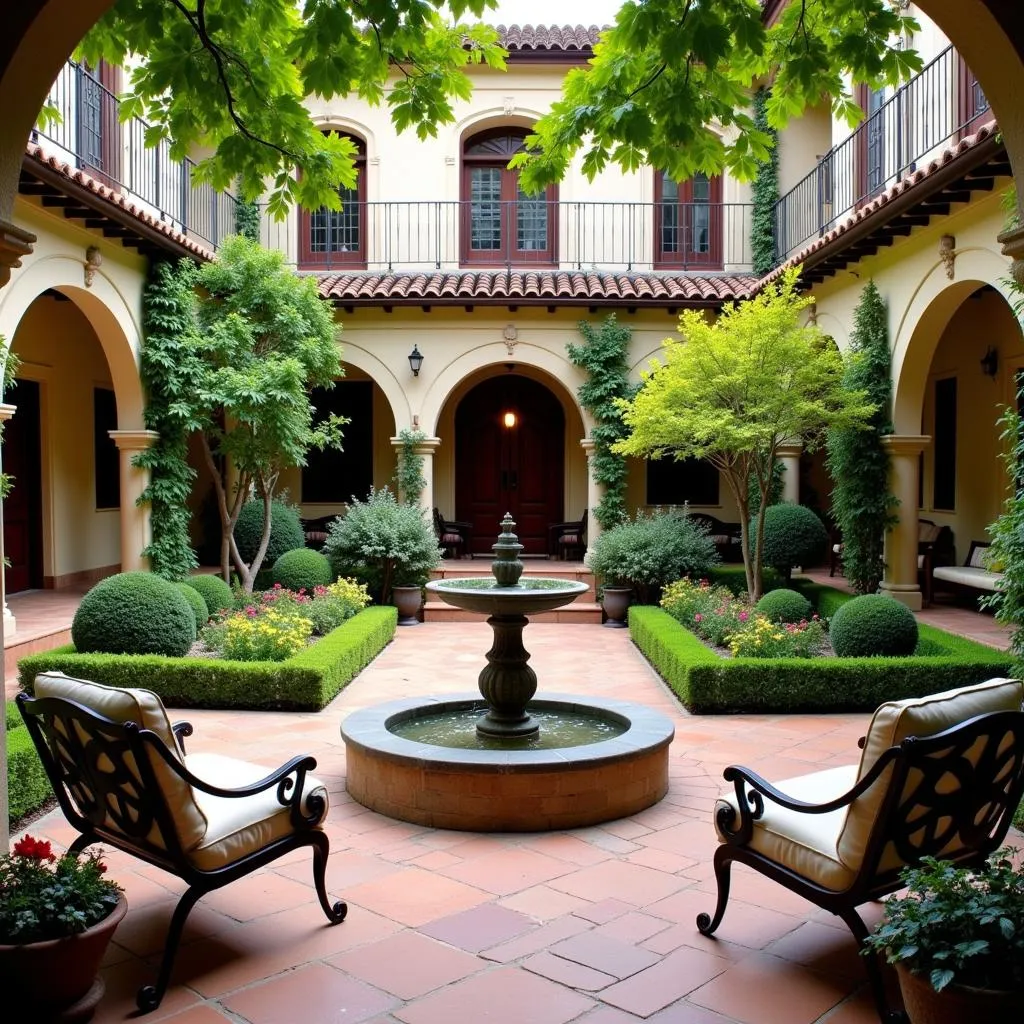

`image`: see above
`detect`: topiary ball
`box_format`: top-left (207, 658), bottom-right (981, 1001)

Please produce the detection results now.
top-left (174, 582), bottom-right (209, 630)
top-left (233, 499), bottom-right (305, 568)
top-left (829, 594), bottom-right (919, 658)
top-left (753, 503), bottom-right (830, 578)
top-left (72, 572), bottom-right (196, 657)
top-left (183, 574), bottom-right (234, 615)
top-left (272, 548), bottom-right (333, 592)
top-left (755, 588), bottom-right (813, 624)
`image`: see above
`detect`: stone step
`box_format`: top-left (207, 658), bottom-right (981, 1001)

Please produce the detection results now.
top-left (423, 600), bottom-right (603, 625)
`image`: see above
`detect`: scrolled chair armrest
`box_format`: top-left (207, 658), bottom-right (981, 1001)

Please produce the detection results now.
top-left (171, 721), bottom-right (193, 756)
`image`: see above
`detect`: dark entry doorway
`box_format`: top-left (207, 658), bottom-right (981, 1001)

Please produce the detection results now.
top-left (455, 375), bottom-right (565, 555)
top-left (3, 378), bottom-right (44, 593)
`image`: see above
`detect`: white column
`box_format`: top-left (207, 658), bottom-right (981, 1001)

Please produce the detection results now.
top-left (390, 435), bottom-right (441, 512)
top-left (0, 402), bottom-right (16, 636)
top-left (108, 430), bottom-right (160, 573)
top-left (580, 437), bottom-right (605, 559)
top-left (880, 434), bottom-right (931, 611)
top-left (777, 442), bottom-right (802, 505)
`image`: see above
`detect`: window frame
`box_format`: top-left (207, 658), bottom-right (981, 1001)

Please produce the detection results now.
top-left (956, 54), bottom-right (991, 139)
top-left (653, 170), bottom-right (723, 270)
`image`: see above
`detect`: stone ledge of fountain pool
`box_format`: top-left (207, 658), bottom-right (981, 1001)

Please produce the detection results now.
top-left (339, 693), bottom-right (675, 771)
top-left (425, 578), bottom-right (589, 615)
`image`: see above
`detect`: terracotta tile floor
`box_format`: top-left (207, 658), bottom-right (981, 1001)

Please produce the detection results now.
top-left (7, 581), bottom-right (1018, 1023)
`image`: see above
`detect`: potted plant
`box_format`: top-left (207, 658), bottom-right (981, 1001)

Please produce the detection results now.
top-left (0, 835), bottom-right (126, 1021)
top-left (863, 850), bottom-right (1024, 1023)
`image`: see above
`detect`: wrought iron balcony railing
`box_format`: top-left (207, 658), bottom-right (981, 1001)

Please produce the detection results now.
top-left (30, 60), bottom-right (240, 252)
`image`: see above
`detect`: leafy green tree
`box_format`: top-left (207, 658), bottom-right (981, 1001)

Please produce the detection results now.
top-left (750, 87), bottom-right (779, 276)
top-left (515, 0), bottom-right (921, 192)
top-left (567, 315), bottom-right (635, 530)
top-left (614, 266), bottom-right (873, 600)
top-left (79, 1), bottom-right (505, 216)
top-left (188, 236), bottom-right (344, 591)
top-left (826, 280), bottom-right (897, 595)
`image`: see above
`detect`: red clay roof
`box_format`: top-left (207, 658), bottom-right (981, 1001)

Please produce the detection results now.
top-left (760, 119), bottom-right (1004, 286)
top-left (23, 142), bottom-right (215, 261)
top-left (317, 269), bottom-right (755, 306)
top-left (495, 24), bottom-right (604, 52)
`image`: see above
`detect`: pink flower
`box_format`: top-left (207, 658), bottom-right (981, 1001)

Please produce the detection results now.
top-left (694, 613), bottom-right (703, 622)
top-left (738, 611), bottom-right (749, 622)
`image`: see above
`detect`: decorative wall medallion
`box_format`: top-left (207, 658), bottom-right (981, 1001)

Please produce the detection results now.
top-left (502, 324), bottom-right (518, 356)
top-left (939, 234), bottom-right (956, 280)
top-left (503, 96), bottom-right (515, 116)
top-left (84, 245), bottom-right (103, 288)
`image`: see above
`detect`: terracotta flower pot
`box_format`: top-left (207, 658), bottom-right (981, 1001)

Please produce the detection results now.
top-left (600, 585), bottom-right (632, 628)
top-left (0, 893), bottom-right (127, 1022)
top-left (392, 584), bottom-right (423, 625)
top-left (895, 963), bottom-right (1019, 1024)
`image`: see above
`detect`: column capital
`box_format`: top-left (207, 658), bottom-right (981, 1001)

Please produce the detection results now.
top-left (998, 223), bottom-right (1024, 289)
top-left (580, 437), bottom-right (598, 455)
top-left (0, 403), bottom-right (16, 423)
top-left (108, 429), bottom-right (160, 451)
top-left (776, 442), bottom-right (803, 459)
top-left (0, 219), bottom-right (35, 287)
top-left (881, 434), bottom-right (931, 457)
top-left (390, 435), bottom-right (441, 455)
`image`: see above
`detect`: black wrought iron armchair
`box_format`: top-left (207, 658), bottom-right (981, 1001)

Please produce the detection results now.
top-left (433, 507), bottom-right (473, 559)
top-left (548, 509), bottom-right (587, 561)
top-left (16, 672), bottom-right (347, 1014)
top-left (697, 678), bottom-right (1024, 1023)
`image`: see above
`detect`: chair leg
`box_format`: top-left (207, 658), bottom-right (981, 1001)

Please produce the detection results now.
top-left (310, 831), bottom-right (347, 924)
top-left (68, 832), bottom-right (96, 856)
top-left (837, 906), bottom-right (906, 1024)
top-left (696, 845), bottom-right (734, 936)
top-left (136, 885), bottom-right (205, 1014)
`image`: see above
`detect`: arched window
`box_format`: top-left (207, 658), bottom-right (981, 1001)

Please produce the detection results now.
top-left (299, 131), bottom-right (367, 269)
top-left (655, 170), bottom-right (722, 269)
top-left (461, 127), bottom-right (557, 266)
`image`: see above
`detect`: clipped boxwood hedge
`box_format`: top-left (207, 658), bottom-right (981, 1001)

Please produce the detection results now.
top-left (18, 606), bottom-right (397, 712)
top-left (5, 701), bottom-right (51, 826)
top-left (630, 600), bottom-right (1013, 715)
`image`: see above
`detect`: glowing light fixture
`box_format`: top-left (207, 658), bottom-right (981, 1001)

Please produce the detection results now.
top-left (503, 411), bottom-right (517, 428)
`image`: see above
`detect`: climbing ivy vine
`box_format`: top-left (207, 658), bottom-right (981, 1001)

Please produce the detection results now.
top-left (567, 315), bottom-right (635, 531)
top-left (234, 189), bottom-right (261, 243)
top-left (393, 427), bottom-right (427, 505)
top-left (136, 258), bottom-right (202, 581)
top-left (751, 87), bottom-right (779, 277)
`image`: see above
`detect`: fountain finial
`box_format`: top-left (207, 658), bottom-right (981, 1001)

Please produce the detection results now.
top-left (491, 513), bottom-right (524, 587)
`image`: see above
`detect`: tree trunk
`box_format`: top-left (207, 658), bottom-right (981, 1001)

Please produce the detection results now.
top-left (724, 469), bottom-right (755, 598)
top-left (237, 486), bottom-right (275, 594)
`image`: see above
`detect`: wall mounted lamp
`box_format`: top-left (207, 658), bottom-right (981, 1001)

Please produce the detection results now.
top-left (408, 344), bottom-right (424, 377)
top-left (503, 411), bottom-right (517, 428)
top-left (980, 346), bottom-right (999, 379)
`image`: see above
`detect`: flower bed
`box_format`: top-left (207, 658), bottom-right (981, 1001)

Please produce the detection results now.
top-left (18, 606), bottom-right (397, 712)
top-left (630, 581), bottom-right (1012, 714)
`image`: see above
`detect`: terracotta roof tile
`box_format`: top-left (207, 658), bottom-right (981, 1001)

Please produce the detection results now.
top-left (496, 24), bottom-right (604, 52)
top-left (317, 269), bottom-right (755, 306)
top-left (23, 142), bottom-right (216, 261)
top-left (760, 119), bottom-right (1003, 286)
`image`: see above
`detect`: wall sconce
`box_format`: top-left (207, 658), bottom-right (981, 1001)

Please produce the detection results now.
top-left (980, 346), bottom-right (999, 379)
top-left (503, 411), bottom-right (517, 428)
top-left (408, 344), bottom-right (424, 377)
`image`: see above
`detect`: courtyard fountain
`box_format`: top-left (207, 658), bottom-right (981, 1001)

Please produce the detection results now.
top-left (340, 514), bottom-right (674, 831)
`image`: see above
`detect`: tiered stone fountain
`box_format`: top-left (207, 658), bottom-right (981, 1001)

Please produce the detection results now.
top-left (340, 515), bottom-right (674, 831)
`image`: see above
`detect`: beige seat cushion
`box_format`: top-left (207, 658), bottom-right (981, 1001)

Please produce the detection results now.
top-left (187, 752), bottom-right (328, 871)
top-left (837, 678), bottom-right (1023, 873)
top-left (716, 764), bottom-right (859, 892)
top-left (34, 672), bottom-right (208, 851)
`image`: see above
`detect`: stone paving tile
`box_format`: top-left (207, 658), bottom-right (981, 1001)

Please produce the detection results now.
top-left (548, 860), bottom-right (691, 906)
top-left (481, 914), bottom-right (595, 964)
top-left (498, 882), bottom-right (595, 920)
top-left (523, 950), bottom-right (618, 991)
top-left (548, 932), bottom-right (661, 980)
top-left (419, 903), bottom-right (536, 952)
top-left (343, 866), bottom-right (493, 928)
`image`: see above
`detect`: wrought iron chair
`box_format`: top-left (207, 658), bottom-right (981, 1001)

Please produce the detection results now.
top-left (697, 678), bottom-right (1024, 1024)
top-left (549, 509), bottom-right (587, 561)
top-left (16, 672), bottom-right (347, 1014)
top-left (433, 507), bottom-right (473, 559)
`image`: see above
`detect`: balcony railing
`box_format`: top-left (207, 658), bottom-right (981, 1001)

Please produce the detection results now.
top-left (774, 45), bottom-right (991, 261)
top-left (31, 61), bottom-right (240, 252)
top-left (262, 200), bottom-right (755, 274)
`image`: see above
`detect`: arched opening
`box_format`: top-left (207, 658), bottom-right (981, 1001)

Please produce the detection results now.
top-left (453, 373), bottom-right (567, 555)
top-left (298, 130), bottom-right (367, 270)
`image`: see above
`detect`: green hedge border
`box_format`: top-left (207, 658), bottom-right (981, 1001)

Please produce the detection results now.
top-left (6, 702), bottom-right (51, 826)
top-left (630, 583), bottom-right (1013, 714)
top-left (18, 606), bottom-right (398, 712)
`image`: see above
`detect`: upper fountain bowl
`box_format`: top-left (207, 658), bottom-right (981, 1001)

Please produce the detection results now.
top-left (426, 576), bottom-right (589, 616)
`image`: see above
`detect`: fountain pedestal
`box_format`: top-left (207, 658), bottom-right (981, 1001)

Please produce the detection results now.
top-left (477, 613), bottom-right (538, 736)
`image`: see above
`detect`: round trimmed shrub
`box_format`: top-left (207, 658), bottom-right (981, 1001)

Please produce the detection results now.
top-left (72, 572), bottom-right (196, 657)
top-left (753, 503), bottom-right (829, 580)
top-left (755, 588), bottom-right (812, 624)
top-left (233, 499), bottom-right (305, 568)
top-left (183, 574), bottom-right (234, 615)
top-left (829, 594), bottom-right (919, 658)
top-left (272, 548), bottom-right (333, 592)
top-left (174, 582), bottom-right (209, 630)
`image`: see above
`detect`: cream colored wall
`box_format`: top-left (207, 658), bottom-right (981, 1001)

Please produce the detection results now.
top-left (10, 294), bottom-right (120, 579)
top-left (777, 102), bottom-right (833, 197)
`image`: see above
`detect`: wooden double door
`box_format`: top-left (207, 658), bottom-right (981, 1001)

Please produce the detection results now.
top-left (3, 379), bottom-right (44, 593)
top-left (455, 376), bottom-right (564, 556)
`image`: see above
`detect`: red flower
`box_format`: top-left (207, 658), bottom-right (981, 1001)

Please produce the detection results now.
top-left (13, 835), bottom-right (55, 862)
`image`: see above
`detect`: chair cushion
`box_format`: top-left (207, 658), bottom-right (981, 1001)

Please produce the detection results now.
top-left (33, 672), bottom-right (208, 851)
top-left (968, 544), bottom-right (990, 568)
top-left (186, 753), bottom-right (328, 870)
top-left (836, 678), bottom-right (1023, 872)
top-left (441, 533), bottom-right (463, 544)
top-left (560, 534), bottom-right (581, 545)
top-left (833, 543), bottom-right (844, 555)
top-left (715, 765), bottom-right (859, 891)
top-left (918, 522), bottom-right (943, 545)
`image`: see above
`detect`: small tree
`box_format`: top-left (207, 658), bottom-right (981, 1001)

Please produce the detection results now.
top-left (190, 236), bottom-right (344, 592)
top-left (827, 280), bottom-right (898, 594)
top-left (615, 267), bottom-right (874, 601)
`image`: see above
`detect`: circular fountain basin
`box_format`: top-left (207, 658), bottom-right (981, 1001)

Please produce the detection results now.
top-left (426, 577), bottom-right (589, 615)
top-left (341, 693), bottom-right (675, 831)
